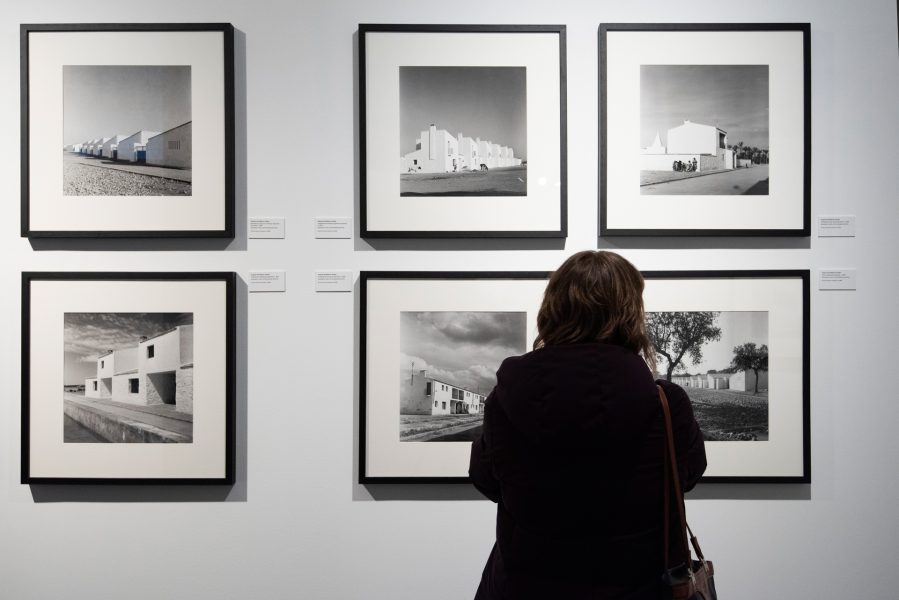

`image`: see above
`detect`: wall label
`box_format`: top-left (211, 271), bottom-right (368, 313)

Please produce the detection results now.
top-left (817, 215), bottom-right (856, 237)
top-left (249, 217), bottom-right (286, 239)
top-left (249, 271), bottom-right (286, 292)
top-left (315, 271), bottom-right (353, 292)
top-left (314, 217), bottom-right (352, 239)
top-left (818, 269), bottom-right (856, 290)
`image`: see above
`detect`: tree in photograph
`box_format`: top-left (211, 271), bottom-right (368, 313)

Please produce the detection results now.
top-left (646, 312), bottom-right (722, 381)
top-left (730, 342), bottom-right (769, 394)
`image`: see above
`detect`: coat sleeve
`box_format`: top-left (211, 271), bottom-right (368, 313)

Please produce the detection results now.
top-left (658, 380), bottom-right (707, 492)
top-left (469, 389), bottom-right (502, 503)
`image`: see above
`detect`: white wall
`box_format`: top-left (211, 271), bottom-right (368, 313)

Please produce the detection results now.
top-left (1, 1), bottom-right (898, 599)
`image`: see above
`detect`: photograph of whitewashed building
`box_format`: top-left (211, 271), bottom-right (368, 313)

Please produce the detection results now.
top-left (146, 121), bottom-right (192, 169)
top-left (116, 129), bottom-right (161, 162)
top-left (639, 64), bottom-right (770, 196)
top-left (63, 65), bottom-right (192, 196)
top-left (401, 371), bottom-right (486, 416)
top-left (399, 66), bottom-right (527, 196)
top-left (399, 311), bottom-right (526, 442)
top-left (647, 310), bottom-right (770, 441)
top-left (400, 124), bottom-right (522, 174)
top-left (65, 313), bottom-right (194, 443)
top-left (640, 120), bottom-right (735, 172)
top-left (101, 134), bottom-right (129, 161)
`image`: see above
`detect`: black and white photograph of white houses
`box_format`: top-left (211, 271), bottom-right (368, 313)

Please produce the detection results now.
top-left (647, 311), bottom-right (769, 441)
top-left (399, 66), bottom-right (527, 196)
top-left (63, 65), bottom-right (192, 196)
top-left (64, 312), bottom-right (194, 443)
top-left (640, 65), bottom-right (770, 196)
top-left (399, 311), bottom-right (526, 442)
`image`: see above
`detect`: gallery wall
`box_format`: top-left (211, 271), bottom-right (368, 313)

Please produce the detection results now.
top-left (1, 0), bottom-right (897, 598)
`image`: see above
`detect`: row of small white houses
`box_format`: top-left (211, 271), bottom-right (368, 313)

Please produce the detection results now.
top-left (669, 369), bottom-right (768, 392)
top-left (83, 324), bottom-right (194, 414)
top-left (401, 369), bottom-right (486, 416)
top-left (401, 124), bottom-right (522, 174)
top-left (64, 121), bottom-right (192, 169)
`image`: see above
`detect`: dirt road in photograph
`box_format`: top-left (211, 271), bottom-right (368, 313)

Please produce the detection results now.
top-left (400, 165), bottom-right (527, 196)
top-left (400, 414), bottom-right (483, 442)
top-left (641, 165), bottom-right (769, 195)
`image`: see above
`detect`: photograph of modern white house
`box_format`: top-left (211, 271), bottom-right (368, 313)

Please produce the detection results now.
top-left (63, 65), bottom-right (192, 196)
top-left (399, 66), bottom-right (526, 196)
top-left (399, 311), bottom-right (526, 442)
top-left (647, 310), bottom-right (769, 441)
top-left (64, 312), bottom-right (194, 443)
top-left (640, 65), bottom-right (769, 195)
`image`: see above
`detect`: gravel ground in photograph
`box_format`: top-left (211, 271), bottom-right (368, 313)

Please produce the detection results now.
top-left (64, 160), bottom-right (192, 196)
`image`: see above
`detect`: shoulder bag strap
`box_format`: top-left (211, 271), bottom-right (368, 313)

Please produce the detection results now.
top-left (658, 384), bottom-right (692, 570)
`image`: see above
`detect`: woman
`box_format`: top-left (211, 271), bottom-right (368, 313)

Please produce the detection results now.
top-left (470, 251), bottom-right (706, 599)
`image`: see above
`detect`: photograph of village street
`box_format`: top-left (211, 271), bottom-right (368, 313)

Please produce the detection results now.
top-left (399, 311), bottom-right (526, 442)
top-left (63, 65), bottom-right (192, 196)
top-left (63, 313), bottom-right (194, 443)
top-left (399, 66), bottom-right (527, 196)
top-left (647, 311), bottom-right (769, 441)
top-left (640, 65), bottom-right (770, 195)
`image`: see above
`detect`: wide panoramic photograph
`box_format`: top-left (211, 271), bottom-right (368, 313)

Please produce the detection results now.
top-left (398, 311), bottom-right (526, 442)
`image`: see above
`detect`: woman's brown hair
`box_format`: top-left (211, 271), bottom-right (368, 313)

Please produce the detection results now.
top-left (534, 250), bottom-right (655, 371)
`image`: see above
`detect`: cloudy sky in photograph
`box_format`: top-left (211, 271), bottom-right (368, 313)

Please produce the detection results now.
top-left (400, 66), bottom-right (527, 159)
top-left (650, 310), bottom-right (768, 376)
top-left (63, 65), bottom-right (191, 146)
top-left (640, 65), bottom-right (769, 149)
top-left (400, 311), bottom-right (527, 395)
top-left (64, 312), bottom-right (192, 384)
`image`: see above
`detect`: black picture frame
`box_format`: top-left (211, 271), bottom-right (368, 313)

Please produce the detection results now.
top-left (599, 23), bottom-right (811, 237)
top-left (22, 272), bottom-right (236, 485)
top-left (641, 270), bottom-right (810, 484)
top-left (360, 271), bottom-right (549, 484)
top-left (360, 270), bottom-right (809, 484)
top-left (21, 23), bottom-right (235, 238)
top-left (358, 24), bottom-right (567, 238)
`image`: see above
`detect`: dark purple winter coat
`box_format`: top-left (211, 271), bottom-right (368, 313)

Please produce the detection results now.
top-left (469, 343), bottom-right (706, 600)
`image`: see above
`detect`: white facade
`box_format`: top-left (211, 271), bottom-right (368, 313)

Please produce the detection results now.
top-left (728, 369), bottom-right (768, 392)
top-left (640, 121), bottom-right (736, 171)
top-left (83, 324), bottom-right (194, 413)
top-left (400, 124), bottom-right (458, 173)
top-left (94, 137), bottom-right (112, 157)
top-left (671, 369), bottom-right (768, 392)
top-left (400, 369), bottom-right (486, 416)
top-left (102, 135), bottom-right (127, 160)
top-left (667, 120), bottom-right (726, 155)
top-left (146, 121), bottom-right (192, 169)
top-left (116, 130), bottom-right (160, 162)
top-left (401, 124), bottom-right (522, 173)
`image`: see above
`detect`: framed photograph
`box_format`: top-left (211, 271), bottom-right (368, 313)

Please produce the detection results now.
top-left (359, 25), bottom-right (567, 238)
top-left (360, 271), bottom-right (548, 483)
top-left (360, 270), bottom-right (808, 484)
top-left (643, 270), bottom-right (809, 482)
top-left (21, 23), bottom-right (235, 238)
top-left (600, 24), bottom-right (810, 236)
top-left (22, 272), bottom-right (236, 484)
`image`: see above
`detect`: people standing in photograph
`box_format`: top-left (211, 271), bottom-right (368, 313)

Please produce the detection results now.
top-left (470, 250), bottom-right (707, 599)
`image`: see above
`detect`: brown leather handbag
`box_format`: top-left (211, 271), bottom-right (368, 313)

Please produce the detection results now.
top-left (658, 385), bottom-right (718, 600)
